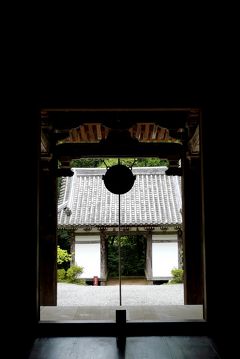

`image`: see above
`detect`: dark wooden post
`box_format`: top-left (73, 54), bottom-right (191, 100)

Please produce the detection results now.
top-left (177, 228), bottom-right (183, 269)
top-left (145, 230), bottom-right (153, 283)
top-left (100, 230), bottom-right (107, 285)
top-left (69, 230), bottom-right (75, 266)
top-left (39, 158), bottom-right (57, 306)
top-left (182, 155), bottom-right (204, 304)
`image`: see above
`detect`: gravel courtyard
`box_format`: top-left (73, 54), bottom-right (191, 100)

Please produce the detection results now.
top-left (57, 283), bottom-right (184, 306)
top-left (41, 284), bottom-right (203, 321)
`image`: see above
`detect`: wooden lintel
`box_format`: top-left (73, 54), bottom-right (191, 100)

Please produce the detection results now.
top-left (55, 142), bottom-right (183, 160)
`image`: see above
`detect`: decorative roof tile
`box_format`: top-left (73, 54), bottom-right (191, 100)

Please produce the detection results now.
top-left (58, 167), bottom-right (182, 228)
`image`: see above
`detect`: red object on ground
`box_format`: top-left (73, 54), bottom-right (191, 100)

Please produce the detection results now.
top-left (93, 276), bottom-right (99, 286)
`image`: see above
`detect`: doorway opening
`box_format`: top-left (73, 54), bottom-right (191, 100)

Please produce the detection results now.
top-left (107, 234), bottom-right (146, 283)
top-left (39, 109), bottom-right (204, 324)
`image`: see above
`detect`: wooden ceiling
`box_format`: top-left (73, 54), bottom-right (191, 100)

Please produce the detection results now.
top-left (41, 108), bottom-right (200, 162)
top-left (59, 123), bottom-right (177, 144)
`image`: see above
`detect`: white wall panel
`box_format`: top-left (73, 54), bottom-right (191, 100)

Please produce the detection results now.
top-left (75, 243), bottom-right (100, 278)
top-left (152, 242), bottom-right (178, 277)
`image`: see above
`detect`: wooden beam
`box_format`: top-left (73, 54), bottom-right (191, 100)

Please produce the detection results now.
top-left (96, 124), bottom-right (102, 140)
top-left (41, 108), bottom-right (196, 132)
top-left (100, 232), bottom-right (107, 284)
top-left (183, 157), bottom-right (204, 305)
top-left (88, 124), bottom-right (95, 142)
top-left (69, 231), bottom-right (75, 266)
top-left (177, 231), bottom-right (183, 269)
top-left (39, 159), bottom-right (57, 306)
top-left (55, 142), bottom-right (183, 160)
top-left (80, 125), bottom-right (88, 141)
top-left (145, 232), bottom-right (153, 282)
top-left (143, 123), bottom-right (150, 141)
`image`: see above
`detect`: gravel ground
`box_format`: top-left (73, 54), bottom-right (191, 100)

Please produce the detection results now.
top-left (57, 283), bottom-right (184, 306)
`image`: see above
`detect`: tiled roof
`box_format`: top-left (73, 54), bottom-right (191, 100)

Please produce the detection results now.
top-left (58, 167), bottom-right (182, 228)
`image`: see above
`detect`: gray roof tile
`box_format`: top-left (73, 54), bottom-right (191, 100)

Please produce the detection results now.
top-left (58, 167), bottom-right (182, 228)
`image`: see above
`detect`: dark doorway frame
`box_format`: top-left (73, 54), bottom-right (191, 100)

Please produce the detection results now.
top-left (38, 107), bottom-right (207, 337)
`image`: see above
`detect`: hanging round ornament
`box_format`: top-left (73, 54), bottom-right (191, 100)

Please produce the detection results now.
top-left (102, 163), bottom-right (136, 195)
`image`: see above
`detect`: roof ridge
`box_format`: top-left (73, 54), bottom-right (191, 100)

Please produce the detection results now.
top-left (72, 166), bottom-right (168, 175)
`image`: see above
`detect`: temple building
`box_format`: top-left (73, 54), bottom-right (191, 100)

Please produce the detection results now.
top-left (58, 166), bottom-right (182, 284)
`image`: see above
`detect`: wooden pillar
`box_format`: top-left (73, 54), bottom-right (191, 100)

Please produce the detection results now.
top-left (183, 156), bottom-right (204, 304)
top-left (69, 230), bottom-right (75, 266)
top-left (39, 159), bottom-right (57, 306)
top-left (100, 231), bottom-right (107, 284)
top-left (145, 231), bottom-right (153, 283)
top-left (177, 229), bottom-right (183, 269)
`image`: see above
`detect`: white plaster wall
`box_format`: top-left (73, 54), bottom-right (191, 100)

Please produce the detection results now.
top-left (152, 242), bottom-right (178, 277)
top-left (75, 243), bottom-right (100, 278)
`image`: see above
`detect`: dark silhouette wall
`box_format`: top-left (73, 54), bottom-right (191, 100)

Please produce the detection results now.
top-left (4, 89), bottom-right (236, 358)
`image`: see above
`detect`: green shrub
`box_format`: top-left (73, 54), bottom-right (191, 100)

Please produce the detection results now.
top-left (169, 268), bottom-right (184, 283)
top-left (57, 245), bottom-right (72, 266)
top-left (57, 269), bottom-right (66, 281)
top-left (66, 265), bottom-right (84, 284)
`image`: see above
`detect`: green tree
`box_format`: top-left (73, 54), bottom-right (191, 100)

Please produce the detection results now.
top-left (98, 158), bottom-right (168, 168)
top-left (107, 235), bottom-right (146, 277)
top-left (57, 229), bottom-right (71, 251)
top-left (71, 158), bottom-right (102, 167)
top-left (134, 157), bottom-right (169, 167)
top-left (69, 157), bottom-right (169, 169)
